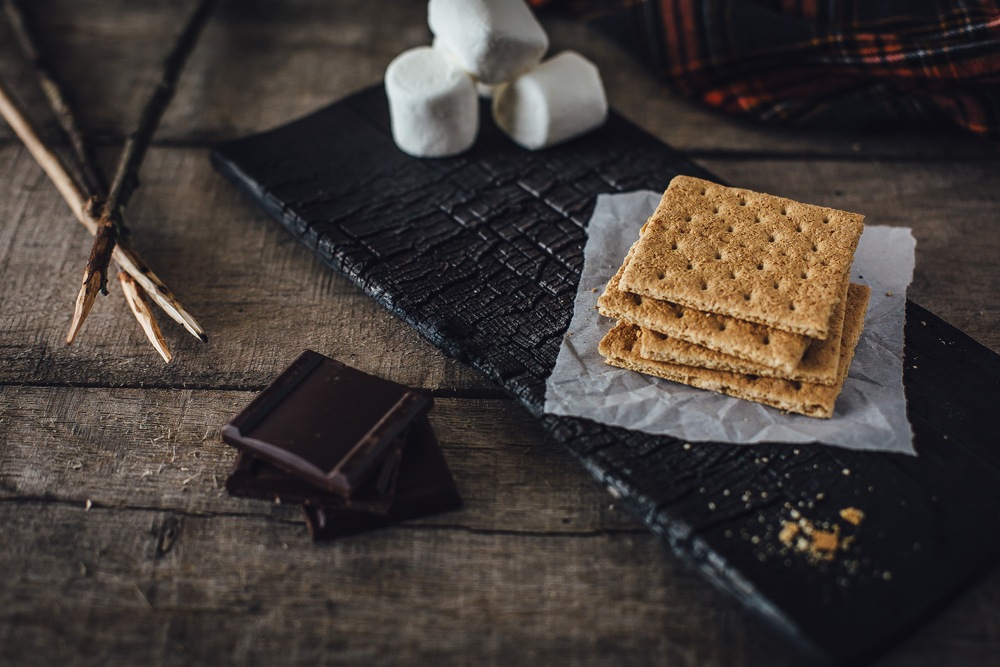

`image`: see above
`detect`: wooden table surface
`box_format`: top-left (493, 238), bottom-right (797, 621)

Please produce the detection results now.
top-left (2, 2), bottom-right (998, 665)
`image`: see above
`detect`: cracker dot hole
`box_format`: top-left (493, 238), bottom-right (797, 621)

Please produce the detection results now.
top-left (762, 336), bottom-right (770, 345)
top-left (744, 293), bottom-right (752, 301)
top-left (632, 294), bottom-right (642, 306)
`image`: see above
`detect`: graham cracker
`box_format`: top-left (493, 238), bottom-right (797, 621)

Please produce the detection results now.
top-left (619, 175), bottom-right (864, 339)
top-left (599, 254), bottom-right (814, 375)
top-left (637, 278), bottom-right (852, 385)
top-left (598, 284), bottom-right (871, 418)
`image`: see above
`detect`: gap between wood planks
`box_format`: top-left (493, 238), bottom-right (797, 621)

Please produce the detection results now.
top-left (0, 496), bottom-right (648, 539)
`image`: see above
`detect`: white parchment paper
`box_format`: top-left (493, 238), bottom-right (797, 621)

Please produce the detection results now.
top-left (543, 191), bottom-right (916, 455)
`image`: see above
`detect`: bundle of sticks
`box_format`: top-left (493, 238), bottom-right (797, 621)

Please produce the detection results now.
top-left (0, 0), bottom-right (219, 362)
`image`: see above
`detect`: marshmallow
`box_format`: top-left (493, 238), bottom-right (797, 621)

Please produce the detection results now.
top-left (428, 0), bottom-right (548, 85)
top-left (492, 51), bottom-right (608, 150)
top-left (432, 37), bottom-right (498, 99)
top-left (384, 46), bottom-right (479, 158)
top-left (476, 82), bottom-right (498, 99)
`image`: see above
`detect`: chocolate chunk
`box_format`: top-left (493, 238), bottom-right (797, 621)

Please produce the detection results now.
top-left (222, 350), bottom-right (432, 498)
top-left (303, 415), bottom-right (462, 541)
top-left (224, 431), bottom-right (407, 514)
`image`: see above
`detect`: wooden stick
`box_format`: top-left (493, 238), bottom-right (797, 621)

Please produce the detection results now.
top-left (2, 0), bottom-right (107, 196)
top-left (0, 79), bottom-right (207, 343)
top-left (118, 272), bottom-right (172, 363)
top-left (69, 0), bottom-right (219, 343)
top-left (3, 0), bottom-right (175, 355)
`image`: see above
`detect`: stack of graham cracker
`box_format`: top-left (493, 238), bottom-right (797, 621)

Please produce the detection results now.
top-left (597, 176), bottom-right (871, 418)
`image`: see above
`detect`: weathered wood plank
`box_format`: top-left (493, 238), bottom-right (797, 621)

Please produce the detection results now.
top-left (0, 0), bottom-right (993, 158)
top-left (0, 502), bottom-right (803, 667)
top-left (0, 144), bottom-right (996, 389)
top-left (0, 386), bottom-right (639, 534)
top-left (0, 496), bottom-right (998, 666)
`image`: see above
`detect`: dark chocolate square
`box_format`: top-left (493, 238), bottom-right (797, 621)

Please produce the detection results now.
top-left (303, 416), bottom-right (462, 541)
top-left (222, 350), bottom-right (431, 498)
top-left (224, 430), bottom-right (407, 514)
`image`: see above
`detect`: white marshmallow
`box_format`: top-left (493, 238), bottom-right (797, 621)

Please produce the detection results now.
top-left (431, 36), bottom-right (498, 98)
top-left (384, 46), bottom-right (479, 158)
top-left (492, 51), bottom-right (608, 150)
top-left (428, 0), bottom-right (548, 85)
top-left (476, 82), bottom-right (498, 99)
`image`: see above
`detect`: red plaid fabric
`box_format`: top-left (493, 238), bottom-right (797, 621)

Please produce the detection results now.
top-left (533, 0), bottom-right (1000, 140)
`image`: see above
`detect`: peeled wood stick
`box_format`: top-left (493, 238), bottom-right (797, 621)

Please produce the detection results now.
top-left (2, 0), bottom-right (106, 196)
top-left (0, 79), bottom-right (207, 343)
top-left (118, 272), bottom-right (172, 363)
top-left (69, 0), bottom-right (219, 343)
top-left (4, 0), bottom-right (176, 356)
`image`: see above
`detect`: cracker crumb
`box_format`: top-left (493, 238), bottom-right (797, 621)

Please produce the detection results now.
top-left (839, 507), bottom-right (865, 526)
top-left (779, 515), bottom-right (854, 563)
top-left (778, 522), bottom-right (800, 545)
top-left (885, 290), bottom-right (893, 297)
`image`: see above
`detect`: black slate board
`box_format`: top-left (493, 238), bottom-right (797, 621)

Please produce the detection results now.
top-left (212, 86), bottom-right (1000, 665)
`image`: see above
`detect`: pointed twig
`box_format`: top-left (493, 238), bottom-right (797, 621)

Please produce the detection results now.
top-left (0, 79), bottom-right (207, 344)
top-left (69, 0), bottom-right (219, 343)
top-left (3, 0), bottom-right (107, 196)
top-left (118, 272), bottom-right (172, 363)
top-left (4, 0), bottom-right (182, 355)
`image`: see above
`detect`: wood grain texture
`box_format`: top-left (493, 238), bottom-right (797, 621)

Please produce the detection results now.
top-left (0, 387), bottom-right (637, 534)
top-left (1, 1), bottom-right (999, 665)
top-left (2, 387), bottom-right (999, 667)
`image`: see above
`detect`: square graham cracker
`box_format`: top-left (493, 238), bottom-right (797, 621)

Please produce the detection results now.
top-left (600, 255), bottom-right (814, 375)
top-left (619, 176), bottom-right (864, 339)
top-left (598, 284), bottom-right (871, 418)
top-left (637, 280), bottom-right (854, 385)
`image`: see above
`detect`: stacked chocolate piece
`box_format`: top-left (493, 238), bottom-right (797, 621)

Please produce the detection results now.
top-left (598, 176), bottom-right (870, 418)
top-left (222, 350), bottom-right (461, 540)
